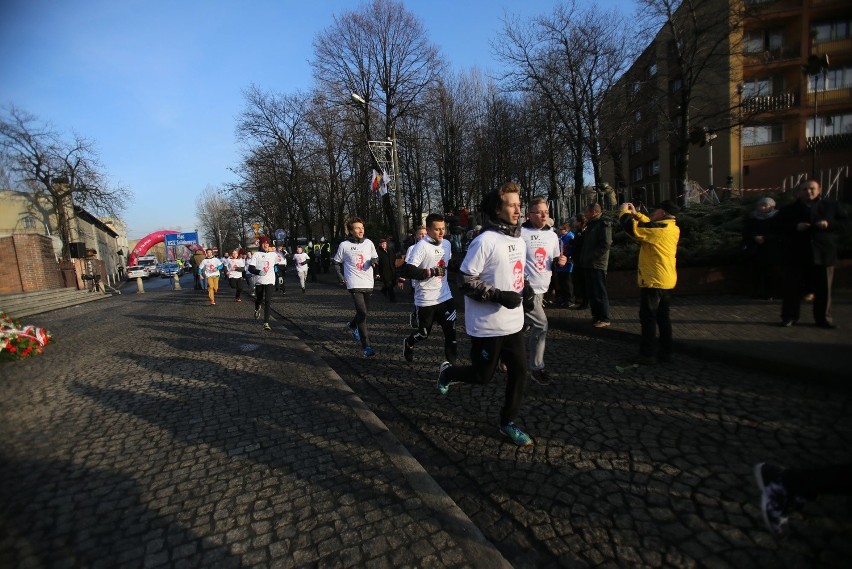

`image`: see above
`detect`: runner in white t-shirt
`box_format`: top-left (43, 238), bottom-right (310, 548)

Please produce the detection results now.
top-left (436, 182), bottom-right (534, 447)
top-left (401, 213), bottom-right (457, 364)
top-left (521, 197), bottom-right (567, 385)
top-left (197, 249), bottom-right (224, 305)
top-left (333, 217), bottom-right (378, 357)
top-left (225, 248), bottom-right (246, 302)
top-left (291, 245), bottom-right (310, 293)
top-left (248, 237), bottom-right (284, 330)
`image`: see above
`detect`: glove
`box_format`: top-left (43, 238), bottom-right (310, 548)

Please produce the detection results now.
top-left (258, 270), bottom-right (267, 277)
top-left (431, 265), bottom-right (446, 277)
top-left (522, 283), bottom-right (535, 311)
top-left (494, 289), bottom-right (522, 309)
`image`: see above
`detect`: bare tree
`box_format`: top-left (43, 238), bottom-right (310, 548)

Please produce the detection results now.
top-left (312, 0), bottom-right (444, 238)
top-left (637, 0), bottom-right (749, 202)
top-left (496, 1), bottom-right (635, 195)
top-left (195, 185), bottom-right (240, 253)
top-left (0, 105), bottom-right (129, 258)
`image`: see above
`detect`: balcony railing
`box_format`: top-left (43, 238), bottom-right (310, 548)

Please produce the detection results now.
top-left (806, 133), bottom-right (852, 150)
top-left (804, 87), bottom-right (852, 106)
top-left (741, 92), bottom-right (799, 114)
top-left (743, 141), bottom-right (792, 160)
top-left (744, 46), bottom-right (801, 66)
top-left (813, 38), bottom-right (852, 56)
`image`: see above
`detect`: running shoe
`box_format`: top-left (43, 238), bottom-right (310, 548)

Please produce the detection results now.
top-left (530, 369), bottom-right (551, 385)
top-left (403, 338), bottom-right (414, 362)
top-left (437, 361), bottom-right (454, 395)
top-left (363, 346), bottom-right (375, 357)
top-left (263, 323), bottom-right (271, 331)
top-left (254, 309), bottom-right (260, 319)
top-left (499, 422), bottom-right (533, 446)
top-left (754, 462), bottom-right (790, 534)
top-left (346, 323), bottom-right (360, 342)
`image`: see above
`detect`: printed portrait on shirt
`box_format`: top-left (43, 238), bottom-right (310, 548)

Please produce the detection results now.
top-left (534, 247), bottom-right (547, 272)
top-left (513, 260), bottom-right (524, 291)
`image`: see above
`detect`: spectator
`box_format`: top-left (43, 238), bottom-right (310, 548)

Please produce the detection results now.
top-left (742, 197), bottom-right (781, 300)
top-left (578, 203), bottom-right (612, 327)
top-left (570, 215), bottom-right (587, 309)
top-left (618, 200), bottom-right (681, 364)
top-left (376, 238), bottom-right (397, 302)
top-left (554, 222), bottom-right (575, 307)
top-left (776, 179), bottom-right (848, 328)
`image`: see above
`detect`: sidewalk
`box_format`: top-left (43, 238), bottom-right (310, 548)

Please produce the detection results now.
top-left (545, 289), bottom-right (852, 386)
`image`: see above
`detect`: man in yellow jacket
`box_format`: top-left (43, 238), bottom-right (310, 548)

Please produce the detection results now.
top-left (618, 200), bottom-right (681, 364)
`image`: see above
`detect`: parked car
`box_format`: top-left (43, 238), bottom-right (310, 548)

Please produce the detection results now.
top-left (126, 266), bottom-right (148, 279)
top-left (160, 262), bottom-right (182, 278)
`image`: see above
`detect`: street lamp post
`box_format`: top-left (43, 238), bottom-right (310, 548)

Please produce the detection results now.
top-left (804, 52), bottom-right (830, 179)
top-left (351, 92), bottom-right (405, 247)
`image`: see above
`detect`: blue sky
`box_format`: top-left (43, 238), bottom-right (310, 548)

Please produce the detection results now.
top-left (0, 0), bottom-right (630, 239)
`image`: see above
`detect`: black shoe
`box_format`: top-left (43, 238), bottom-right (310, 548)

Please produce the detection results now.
top-left (530, 369), bottom-right (551, 385)
top-left (658, 353), bottom-right (672, 364)
top-left (403, 338), bottom-right (413, 362)
top-left (637, 355), bottom-right (657, 365)
top-left (815, 322), bottom-right (837, 329)
top-left (780, 320), bottom-right (795, 327)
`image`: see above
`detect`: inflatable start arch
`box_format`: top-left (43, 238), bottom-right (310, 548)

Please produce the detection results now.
top-left (129, 230), bottom-right (201, 266)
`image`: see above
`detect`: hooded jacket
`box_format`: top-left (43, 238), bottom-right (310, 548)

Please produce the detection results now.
top-left (619, 211), bottom-right (680, 289)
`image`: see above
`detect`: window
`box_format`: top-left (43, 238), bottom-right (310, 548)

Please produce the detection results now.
top-left (649, 159), bottom-right (660, 176)
top-left (647, 63), bottom-right (657, 77)
top-left (744, 29), bottom-right (783, 54)
top-left (807, 67), bottom-right (852, 91)
top-left (743, 124), bottom-right (783, 146)
top-left (647, 127), bottom-right (659, 144)
top-left (632, 166), bottom-right (643, 182)
top-left (23, 215), bottom-right (36, 229)
top-left (634, 110), bottom-right (642, 123)
top-left (630, 138), bottom-right (642, 154)
top-left (807, 113), bottom-right (852, 138)
top-left (813, 19), bottom-right (852, 43)
top-left (632, 81), bottom-right (642, 95)
top-left (670, 78), bottom-right (682, 93)
top-left (741, 78), bottom-right (772, 98)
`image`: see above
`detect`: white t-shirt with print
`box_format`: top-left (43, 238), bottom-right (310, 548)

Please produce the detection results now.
top-left (460, 230), bottom-right (526, 337)
top-left (292, 252), bottom-right (310, 273)
top-left (521, 226), bottom-right (562, 294)
top-left (249, 250), bottom-right (283, 286)
top-left (225, 257), bottom-right (245, 279)
top-left (198, 257), bottom-right (223, 278)
top-left (405, 238), bottom-right (452, 307)
top-left (333, 239), bottom-right (378, 290)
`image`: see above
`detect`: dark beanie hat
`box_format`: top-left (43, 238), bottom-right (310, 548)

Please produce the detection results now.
top-left (655, 200), bottom-right (680, 216)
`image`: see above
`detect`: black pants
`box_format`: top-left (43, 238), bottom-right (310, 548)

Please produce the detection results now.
top-left (255, 283), bottom-right (274, 323)
top-left (781, 262), bottom-right (833, 325)
top-left (443, 331), bottom-right (527, 425)
top-left (407, 299), bottom-right (457, 363)
top-left (639, 288), bottom-right (672, 359)
top-left (349, 290), bottom-right (371, 348)
top-left (556, 271), bottom-right (574, 304)
top-left (584, 268), bottom-right (610, 322)
top-left (229, 277), bottom-right (244, 299)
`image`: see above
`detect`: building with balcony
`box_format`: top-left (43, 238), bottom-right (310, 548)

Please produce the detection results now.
top-left (601, 0), bottom-right (851, 203)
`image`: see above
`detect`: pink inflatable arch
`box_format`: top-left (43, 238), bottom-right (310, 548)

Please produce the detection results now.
top-left (129, 230), bottom-right (201, 265)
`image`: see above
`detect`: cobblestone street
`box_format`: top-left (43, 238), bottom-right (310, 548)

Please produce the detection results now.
top-left (1, 272), bottom-right (850, 567)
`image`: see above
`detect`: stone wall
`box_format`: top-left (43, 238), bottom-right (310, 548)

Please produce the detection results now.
top-left (0, 234), bottom-right (68, 294)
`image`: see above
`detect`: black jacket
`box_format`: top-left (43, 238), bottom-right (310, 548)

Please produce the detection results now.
top-left (775, 197), bottom-right (848, 266)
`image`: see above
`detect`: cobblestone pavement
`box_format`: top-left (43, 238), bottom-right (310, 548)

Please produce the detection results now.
top-left (275, 272), bottom-right (852, 568)
top-left (0, 284), bottom-right (506, 568)
top-left (1, 271), bottom-right (850, 568)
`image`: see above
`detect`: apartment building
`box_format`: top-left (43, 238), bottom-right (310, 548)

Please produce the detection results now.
top-left (601, 0), bottom-right (851, 204)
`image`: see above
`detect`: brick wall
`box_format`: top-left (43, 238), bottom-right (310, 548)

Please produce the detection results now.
top-left (0, 234), bottom-right (67, 294)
